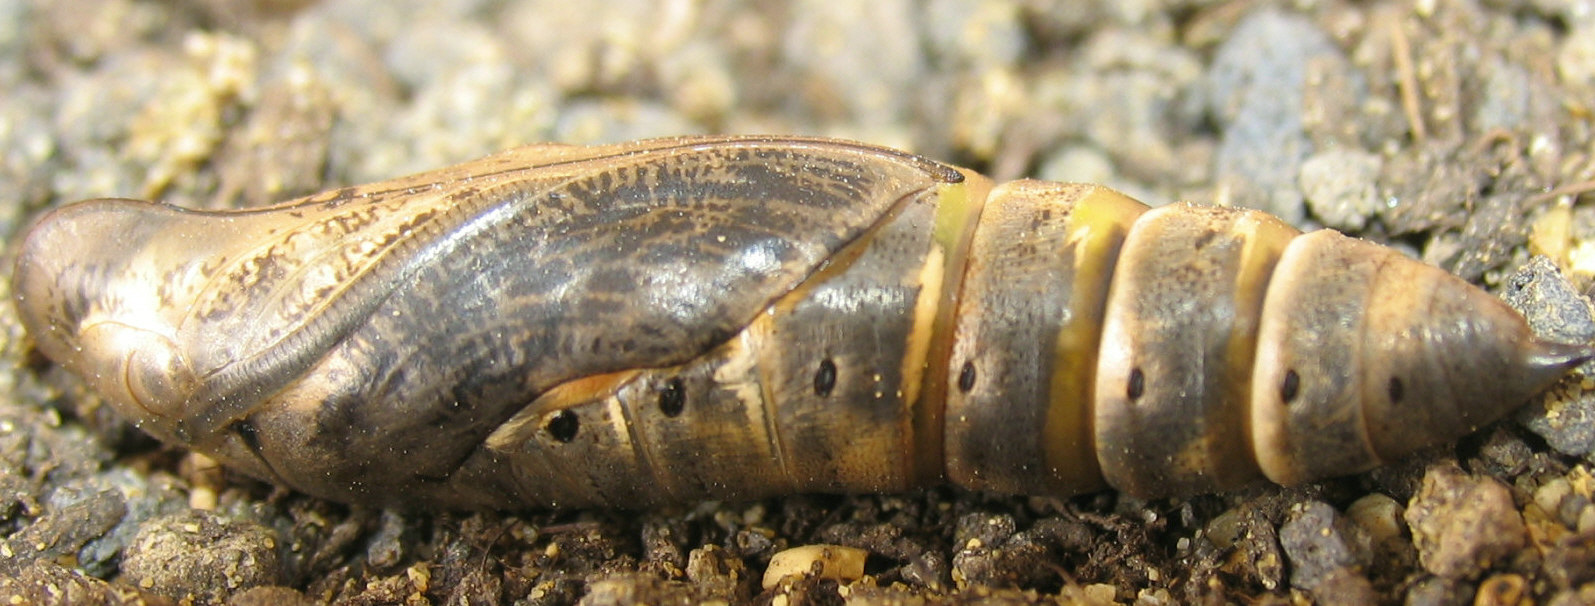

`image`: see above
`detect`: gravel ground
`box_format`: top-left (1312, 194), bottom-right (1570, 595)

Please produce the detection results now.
top-left (3, 0), bottom-right (1595, 604)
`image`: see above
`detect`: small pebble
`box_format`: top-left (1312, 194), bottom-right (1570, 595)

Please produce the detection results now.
top-left (121, 510), bottom-right (283, 603)
top-left (1278, 500), bottom-right (1374, 601)
top-left (762, 544), bottom-right (868, 589)
top-left (1203, 8), bottom-right (1344, 224)
top-left (1299, 148), bottom-right (1382, 231)
top-left (1506, 258), bottom-right (1595, 458)
top-left (1404, 464), bottom-right (1527, 579)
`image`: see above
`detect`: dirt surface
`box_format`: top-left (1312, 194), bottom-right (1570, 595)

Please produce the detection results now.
top-left (3, 0), bottom-right (1595, 604)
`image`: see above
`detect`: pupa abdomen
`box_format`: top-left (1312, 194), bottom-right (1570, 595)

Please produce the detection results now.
top-left (12, 136), bottom-right (1588, 509)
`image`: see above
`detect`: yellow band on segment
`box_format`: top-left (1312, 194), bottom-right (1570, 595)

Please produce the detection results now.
top-left (1223, 212), bottom-right (1300, 468)
top-left (910, 170), bottom-right (993, 484)
top-left (1044, 186), bottom-right (1147, 491)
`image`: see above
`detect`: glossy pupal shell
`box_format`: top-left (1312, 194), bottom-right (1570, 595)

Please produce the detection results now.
top-left (12, 136), bottom-right (1589, 509)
